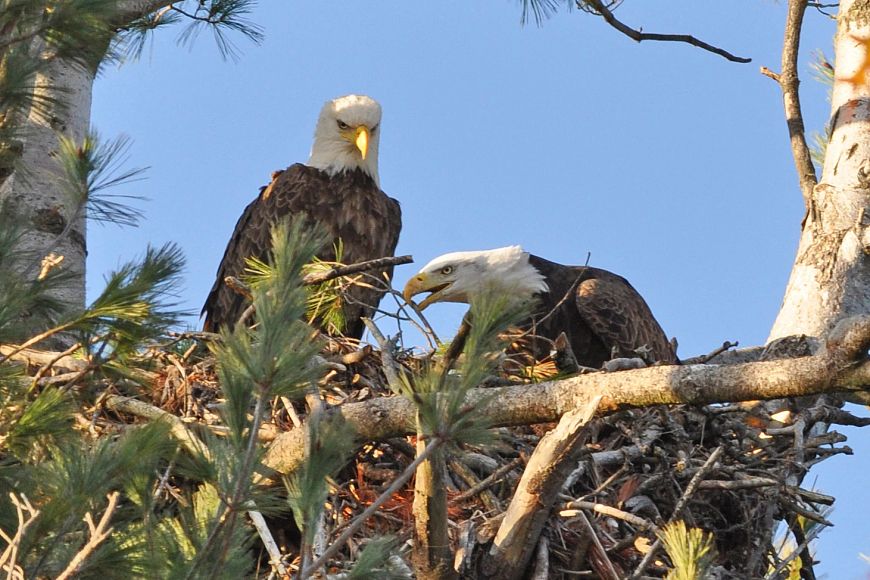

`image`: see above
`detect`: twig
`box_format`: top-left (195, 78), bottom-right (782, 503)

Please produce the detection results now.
top-left (769, 514), bottom-right (825, 579)
top-left (0, 320), bottom-right (80, 365)
top-left (577, 511), bottom-right (620, 580)
top-left (303, 255), bottom-right (412, 285)
top-left (103, 395), bottom-right (213, 461)
top-left (562, 501), bottom-right (659, 533)
top-left (30, 342), bottom-right (82, 387)
top-left (0, 494), bottom-right (40, 577)
top-left (779, 497), bottom-right (834, 527)
top-left (302, 438), bottom-right (442, 578)
top-left (582, 0), bottom-right (751, 63)
top-left (362, 318), bottom-right (405, 393)
top-left (452, 455), bottom-right (525, 503)
top-left (682, 340), bottom-right (739, 365)
top-left (386, 287), bottom-right (440, 349)
top-left (0, 345), bottom-right (88, 372)
top-left (530, 535), bottom-right (550, 580)
top-left (56, 491), bottom-right (120, 580)
top-left (630, 446), bottom-right (724, 578)
top-left (248, 510), bottom-right (288, 577)
top-left (166, 330), bottom-right (222, 342)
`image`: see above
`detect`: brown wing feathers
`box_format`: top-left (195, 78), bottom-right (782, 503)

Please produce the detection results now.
top-left (201, 164), bottom-right (401, 336)
top-left (526, 256), bottom-right (675, 368)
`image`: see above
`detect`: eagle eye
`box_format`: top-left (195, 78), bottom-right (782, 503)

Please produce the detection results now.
top-left (371, 124), bottom-right (379, 133)
top-left (337, 120), bottom-right (350, 130)
top-left (440, 266), bottom-right (453, 275)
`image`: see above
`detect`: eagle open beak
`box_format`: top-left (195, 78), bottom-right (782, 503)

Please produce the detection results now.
top-left (355, 126), bottom-right (369, 160)
top-left (403, 273), bottom-right (450, 310)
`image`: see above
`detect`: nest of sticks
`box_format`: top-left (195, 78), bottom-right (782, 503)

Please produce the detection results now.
top-left (8, 319), bottom-right (868, 579)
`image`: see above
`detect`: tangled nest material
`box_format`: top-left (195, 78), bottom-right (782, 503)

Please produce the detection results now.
top-left (10, 329), bottom-right (868, 579)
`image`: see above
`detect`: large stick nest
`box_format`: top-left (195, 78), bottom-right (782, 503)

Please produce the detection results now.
top-left (13, 331), bottom-right (866, 579)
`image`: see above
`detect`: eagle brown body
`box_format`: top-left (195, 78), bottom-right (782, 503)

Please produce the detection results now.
top-left (524, 255), bottom-right (676, 367)
top-left (403, 247), bottom-right (676, 369)
top-left (202, 164), bottom-right (401, 337)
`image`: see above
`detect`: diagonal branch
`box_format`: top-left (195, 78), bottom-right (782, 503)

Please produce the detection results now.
top-left (302, 255), bottom-right (412, 286)
top-left (581, 0), bottom-right (751, 63)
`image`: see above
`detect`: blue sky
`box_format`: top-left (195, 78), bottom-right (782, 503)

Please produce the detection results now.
top-left (89, 1), bottom-right (868, 575)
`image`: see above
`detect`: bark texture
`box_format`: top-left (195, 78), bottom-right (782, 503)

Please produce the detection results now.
top-left (0, 58), bottom-right (92, 316)
top-left (480, 397), bottom-right (600, 580)
top-left (770, 0), bottom-right (870, 339)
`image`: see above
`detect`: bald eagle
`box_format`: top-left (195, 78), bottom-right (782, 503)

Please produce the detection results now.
top-left (403, 246), bottom-right (676, 368)
top-left (202, 95), bottom-right (402, 337)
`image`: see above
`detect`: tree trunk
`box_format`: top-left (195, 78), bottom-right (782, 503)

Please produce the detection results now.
top-left (770, 0), bottom-right (870, 340)
top-left (0, 1), bottom-right (174, 342)
top-left (0, 57), bottom-right (93, 317)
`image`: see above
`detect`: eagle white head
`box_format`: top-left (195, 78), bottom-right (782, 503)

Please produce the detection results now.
top-left (308, 94), bottom-right (382, 186)
top-left (403, 246), bottom-right (549, 309)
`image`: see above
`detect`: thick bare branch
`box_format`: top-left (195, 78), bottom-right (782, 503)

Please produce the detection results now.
top-left (581, 0), bottom-right (751, 63)
top-left (103, 395), bottom-right (213, 461)
top-left (262, 317), bottom-right (870, 477)
top-left (483, 397), bottom-right (601, 580)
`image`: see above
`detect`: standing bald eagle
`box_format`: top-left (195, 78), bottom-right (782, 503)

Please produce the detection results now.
top-left (403, 246), bottom-right (676, 368)
top-left (202, 95), bottom-right (402, 337)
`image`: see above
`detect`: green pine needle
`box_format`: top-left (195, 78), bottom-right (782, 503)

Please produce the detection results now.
top-left (347, 537), bottom-right (411, 579)
top-left (521, 0), bottom-right (563, 25)
top-left (284, 415), bottom-right (356, 545)
top-left (73, 243), bottom-right (187, 358)
top-left (56, 131), bottom-right (147, 228)
top-left (660, 520), bottom-right (717, 580)
top-left (174, 0), bottom-right (265, 61)
top-left (5, 387), bottom-right (74, 459)
top-left (0, 205), bottom-right (75, 341)
top-left (302, 239), bottom-right (348, 335)
top-left (405, 287), bottom-right (528, 446)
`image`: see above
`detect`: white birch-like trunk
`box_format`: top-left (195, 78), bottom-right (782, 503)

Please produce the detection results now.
top-left (770, 0), bottom-right (870, 340)
top-left (0, 56), bottom-right (93, 319)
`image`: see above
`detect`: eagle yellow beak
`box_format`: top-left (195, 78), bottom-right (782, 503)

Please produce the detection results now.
top-left (355, 126), bottom-right (369, 160)
top-left (403, 273), bottom-right (449, 310)
top-left (403, 273), bottom-right (428, 304)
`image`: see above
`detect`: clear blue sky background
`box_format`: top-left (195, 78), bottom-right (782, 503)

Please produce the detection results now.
top-left (89, 1), bottom-right (868, 576)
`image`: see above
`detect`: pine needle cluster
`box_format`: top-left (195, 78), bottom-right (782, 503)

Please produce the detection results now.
top-left (660, 520), bottom-right (717, 580)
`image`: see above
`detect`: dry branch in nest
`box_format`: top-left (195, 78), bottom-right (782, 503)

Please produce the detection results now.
top-left (10, 316), bottom-right (870, 578)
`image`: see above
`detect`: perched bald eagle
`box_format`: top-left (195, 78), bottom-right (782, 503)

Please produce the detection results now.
top-left (403, 246), bottom-right (676, 368)
top-left (202, 95), bottom-right (402, 337)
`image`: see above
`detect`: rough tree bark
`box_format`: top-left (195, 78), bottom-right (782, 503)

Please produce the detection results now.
top-left (771, 0), bottom-right (870, 339)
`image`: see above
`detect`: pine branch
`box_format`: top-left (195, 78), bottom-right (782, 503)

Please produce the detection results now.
top-left (301, 438), bottom-right (442, 578)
